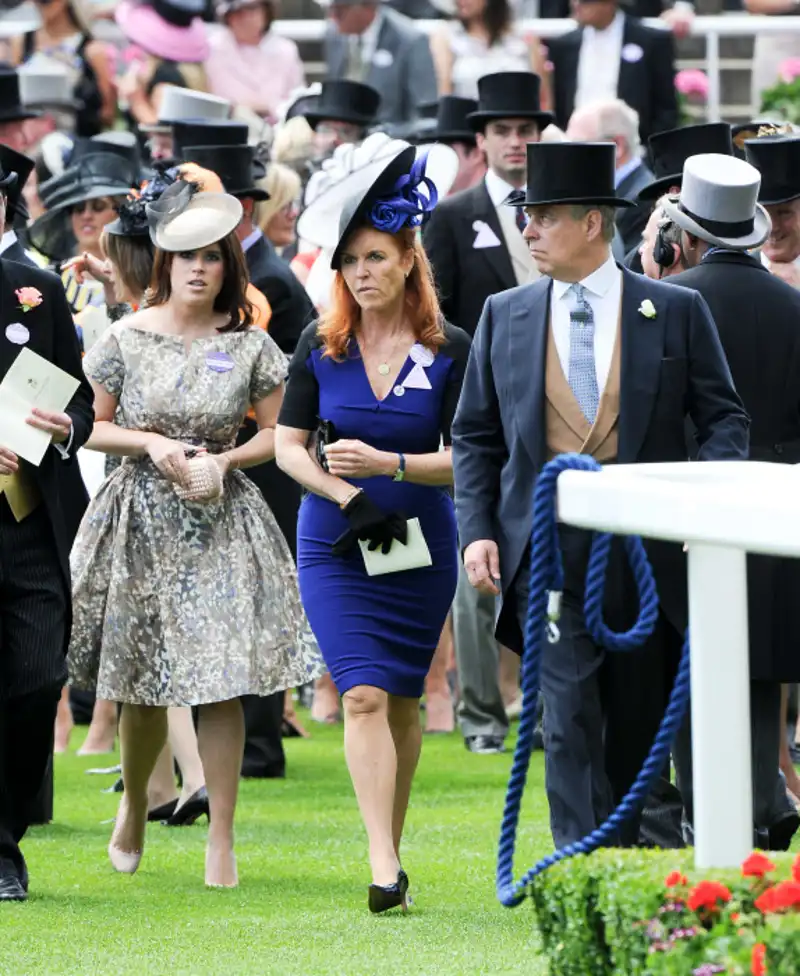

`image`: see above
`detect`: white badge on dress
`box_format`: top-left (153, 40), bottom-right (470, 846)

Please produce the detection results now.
top-left (206, 351), bottom-right (235, 373)
top-left (393, 385), bottom-right (406, 397)
top-left (372, 48), bottom-right (394, 68)
top-left (472, 220), bottom-right (502, 249)
top-left (5, 322), bottom-right (30, 345)
top-left (621, 43), bottom-right (644, 63)
top-left (403, 363), bottom-right (432, 391)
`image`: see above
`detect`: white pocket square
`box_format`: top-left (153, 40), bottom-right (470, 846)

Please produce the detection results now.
top-left (621, 42), bottom-right (644, 62)
top-left (403, 363), bottom-right (432, 390)
top-left (472, 220), bottom-right (502, 249)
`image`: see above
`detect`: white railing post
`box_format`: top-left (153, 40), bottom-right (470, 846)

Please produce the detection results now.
top-left (705, 28), bottom-right (722, 123)
top-left (687, 544), bottom-right (753, 868)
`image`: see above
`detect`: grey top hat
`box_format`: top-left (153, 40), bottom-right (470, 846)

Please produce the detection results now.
top-left (19, 62), bottom-right (82, 112)
top-left (140, 86), bottom-right (231, 134)
top-left (661, 153), bottom-right (771, 251)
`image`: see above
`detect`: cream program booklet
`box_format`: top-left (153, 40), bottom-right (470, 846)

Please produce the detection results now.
top-left (359, 518), bottom-right (432, 576)
top-left (0, 348), bottom-right (79, 465)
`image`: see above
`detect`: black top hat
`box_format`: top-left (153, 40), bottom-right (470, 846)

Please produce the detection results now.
top-left (303, 80), bottom-right (381, 130)
top-left (744, 135), bottom-right (800, 205)
top-left (431, 96), bottom-right (478, 144)
top-left (69, 134), bottom-right (142, 177)
top-left (331, 145), bottom-right (440, 269)
top-left (0, 67), bottom-right (39, 124)
top-left (517, 142), bottom-right (635, 209)
top-left (467, 72), bottom-right (553, 132)
top-left (172, 121), bottom-right (249, 159)
top-left (181, 143), bottom-right (269, 201)
top-left (29, 152), bottom-right (138, 260)
top-left (638, 123), bottom-right (734, 202)
top-left (0, 144), bottom-right (33, 222)
top-left (152, 0), bottom-right (205, 27)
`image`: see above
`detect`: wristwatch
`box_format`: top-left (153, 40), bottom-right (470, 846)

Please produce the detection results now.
top-left (392, 453), bottom-right (406, 482)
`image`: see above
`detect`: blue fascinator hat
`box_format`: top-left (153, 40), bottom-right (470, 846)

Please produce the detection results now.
top-left (331, 145), bottom-right (439, 270)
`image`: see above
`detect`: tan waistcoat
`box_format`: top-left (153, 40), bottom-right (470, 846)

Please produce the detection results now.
top-left (544, 301), bottom-right (622, 462)
top-left (0, 464), bottom-right (42, 522)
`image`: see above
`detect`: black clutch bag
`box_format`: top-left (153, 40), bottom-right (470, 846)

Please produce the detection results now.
top-left (316, 419), bottom-right (338, 472)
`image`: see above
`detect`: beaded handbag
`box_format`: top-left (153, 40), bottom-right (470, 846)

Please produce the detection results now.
top-left (174, 454), bottom-right (225, 503)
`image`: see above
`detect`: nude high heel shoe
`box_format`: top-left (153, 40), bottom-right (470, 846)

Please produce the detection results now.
top-left (108, 843), bottom-right (142, 874)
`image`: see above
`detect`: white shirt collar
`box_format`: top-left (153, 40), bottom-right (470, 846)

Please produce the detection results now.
top-left (241, 228), bottom-right (262, 253)
top-left (0, 229), bottom-right (17, 255)
top-left (485, 169), bottom-right (523, 208)
top-left (584, 9), bottom-right (625, 42)
top-left (358, 7), bottom-right (384, 64)
top-left (553, 253), bottom-right (618, 301)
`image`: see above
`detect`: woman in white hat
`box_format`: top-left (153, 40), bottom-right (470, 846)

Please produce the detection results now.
top-left (10, 0), bottom-right (115, 135)
top-left (68, 181), bottom-right (323, 888)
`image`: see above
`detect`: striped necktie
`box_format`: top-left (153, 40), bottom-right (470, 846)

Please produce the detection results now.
top-left (567, 283), bottom-right (599, 423)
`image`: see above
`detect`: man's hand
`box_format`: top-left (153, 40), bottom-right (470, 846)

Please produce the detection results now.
top-left (26, 408), bottom-right (72, 443)
top-left (0, 446), bottom-right (19, 476)
top-left (464, 539), bottom-right (501, 596)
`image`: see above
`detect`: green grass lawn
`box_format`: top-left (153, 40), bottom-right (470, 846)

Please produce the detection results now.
top-left (2, 720), bottom-right (550, 976)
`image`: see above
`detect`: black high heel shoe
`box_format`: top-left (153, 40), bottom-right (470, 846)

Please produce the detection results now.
top-left (368, 870), bottom-right (410, 914)
top-left (147, 798), bottom-right (178, 822)
top-left (162, 787), bottom-right (209, 826)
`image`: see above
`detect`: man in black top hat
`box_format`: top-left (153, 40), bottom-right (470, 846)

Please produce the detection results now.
top-left (626, 122), bottom-right (735, 273)
top-left (452, 140), bottom-right (748, 848)
top-left (546, 0), bottom-right (678, 149)
top-left (0, 66), bottom-right (39, 153)
top-left (745, 135), bottom-right (800, 290)
top-left (661, 150), bottom-right (800, 851)
top-left (423, 96), bottom-right (485, 196)
top-left (423, 72), bottom-right (552, 757)
top-left (0, 160), bottom-right (94, 900)
top-left (303, 79), bottom-right (381, 156)
top-left (0, 145), bottom-right (36, 267)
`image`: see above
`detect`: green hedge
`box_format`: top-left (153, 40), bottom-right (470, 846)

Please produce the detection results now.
top-left (529, 849), bottom-right (800, 975)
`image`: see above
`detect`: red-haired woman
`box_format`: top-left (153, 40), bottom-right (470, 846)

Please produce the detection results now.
top-left (275, 147), bottom-right (470, 914)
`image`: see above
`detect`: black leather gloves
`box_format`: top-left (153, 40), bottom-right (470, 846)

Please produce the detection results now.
top-left (332, 491), bottom-right (408, 557)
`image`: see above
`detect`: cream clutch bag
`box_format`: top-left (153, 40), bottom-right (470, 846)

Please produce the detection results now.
top-left (173, 454), bottom-right (224, 503)
top-left (359, 518), bottom-right (432, 576)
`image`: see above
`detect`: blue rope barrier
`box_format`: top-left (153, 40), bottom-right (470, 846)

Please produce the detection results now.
top-left (496, 453), bottom-right (692, 908)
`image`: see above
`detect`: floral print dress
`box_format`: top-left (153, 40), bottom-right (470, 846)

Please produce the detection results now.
top-left (68, 323), bottom-right (324, 706)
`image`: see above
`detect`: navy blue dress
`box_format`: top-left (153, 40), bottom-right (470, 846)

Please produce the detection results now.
top-left (278, 322), bottom-right (471, 698)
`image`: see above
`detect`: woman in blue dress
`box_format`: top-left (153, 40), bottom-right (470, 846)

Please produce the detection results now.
top-left (275, 145), bottom-right (470, 914)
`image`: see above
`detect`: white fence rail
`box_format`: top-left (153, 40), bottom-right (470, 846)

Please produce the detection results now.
top-left (272, 14), bottom-right (800, 122)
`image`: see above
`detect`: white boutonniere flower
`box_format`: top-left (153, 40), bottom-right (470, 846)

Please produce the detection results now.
top-left (639, 299), bottom-right (657, 319)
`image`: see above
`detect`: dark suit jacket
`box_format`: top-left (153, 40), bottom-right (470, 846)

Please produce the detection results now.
top-left (1, 234), bottom-right (35, 268)
top-left (245, 233), bottom-right (315, 356)
top-left (547, 16), bottom-right (678, 147)
top-left (422, 181), bottom-right (517, 337)
top-left (616, 160), bottom-right (655, 255)
top-left (325, 7), bottom-right (438, 126)
top-left (451, 266), bottom-right (749, 649)
top-left (669, 250), bottom-right (800, 680)
top-left (540, 0), bottom-right (668, 16)
top-left (0, 258), bottom-right (94, 588)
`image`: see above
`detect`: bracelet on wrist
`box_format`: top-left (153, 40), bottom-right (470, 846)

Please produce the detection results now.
top-left (224, 453), bottom-right (239, 471)
top-left (339, 487), bottom-right (362, 510)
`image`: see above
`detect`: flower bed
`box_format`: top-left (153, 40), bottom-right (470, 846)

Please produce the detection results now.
top-left (529, 849), bottom-right (800, 974)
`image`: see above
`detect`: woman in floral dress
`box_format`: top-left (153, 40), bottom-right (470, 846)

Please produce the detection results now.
top-left (68, 182), bottom-right (323, 888)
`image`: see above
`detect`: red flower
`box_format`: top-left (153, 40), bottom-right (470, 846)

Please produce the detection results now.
top-left (752, 942), bottom-right (767, 976)
top-left (742, 852), bottom-right (776, 879)
top-left (793, 853), bottom-right (800, 884)
top-left (665, 871), bottom-right (688, 888)
top-left (755, 881), bottom-right (800, 914)
top-left (687, 881), bottom-right (732, 913)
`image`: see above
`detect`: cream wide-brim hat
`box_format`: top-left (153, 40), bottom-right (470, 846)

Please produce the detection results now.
top-left (152, 192), bottom-right (243, 251)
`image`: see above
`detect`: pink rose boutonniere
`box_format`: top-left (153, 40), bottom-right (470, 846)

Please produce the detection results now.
top-left (16, 287), bottom-right (43, 313)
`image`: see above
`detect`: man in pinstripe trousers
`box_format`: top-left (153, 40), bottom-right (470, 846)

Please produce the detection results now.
top-left (0, 158), bottom-right (94, 901)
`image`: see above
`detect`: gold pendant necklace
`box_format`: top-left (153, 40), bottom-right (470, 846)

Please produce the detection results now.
top-left (377, 363), bottom-right (390, 375)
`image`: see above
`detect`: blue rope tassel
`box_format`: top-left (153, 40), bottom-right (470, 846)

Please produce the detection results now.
top-left (496, 453), bottom-right (692, 908)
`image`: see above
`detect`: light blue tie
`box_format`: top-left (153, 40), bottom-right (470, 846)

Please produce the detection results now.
top-left (567, 283), bottom-right (599, 424)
